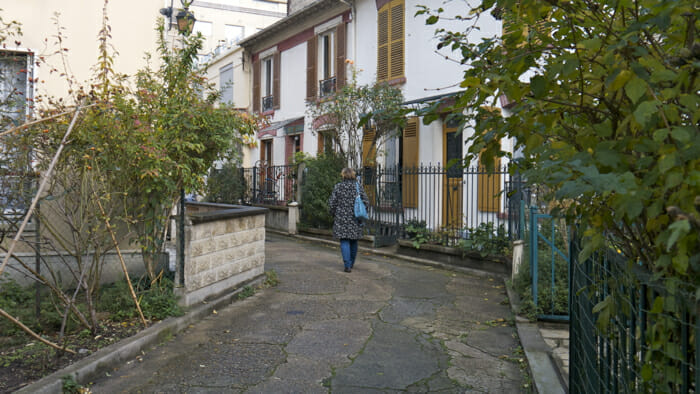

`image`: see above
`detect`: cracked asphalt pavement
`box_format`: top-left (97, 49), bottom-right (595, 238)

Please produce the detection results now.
top-left (89, 233), bottom-right (526, 393)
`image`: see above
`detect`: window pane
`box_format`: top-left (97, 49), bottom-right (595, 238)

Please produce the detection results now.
top-left (224, 25), bottom-right (245, 44)
top-left (219, 63), bottom-right (234, 104)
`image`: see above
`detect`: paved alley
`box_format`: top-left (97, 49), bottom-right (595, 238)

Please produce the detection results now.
top-left (89, 233), bottom-right (526, 393)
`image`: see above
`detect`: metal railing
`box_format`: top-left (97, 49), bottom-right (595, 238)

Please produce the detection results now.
top-left (240, 164), bottom-right (296, 206)
top-left (358, 164), bottom-right (526, 246)
top-left (262, 95), bottom-right (274, 112)
top-left (319, 76), bottom-right (336, 97)
top-left (570, 244), bottom-right (698, 392)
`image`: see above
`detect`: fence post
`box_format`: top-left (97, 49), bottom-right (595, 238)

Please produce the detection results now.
top-left (530, 205), bottom-right (538, 309)
top-left (287, 201), bottom-right (299, 235)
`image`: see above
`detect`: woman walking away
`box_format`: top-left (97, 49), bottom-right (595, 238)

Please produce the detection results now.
top-left (329, 168), bottom-right (370, 273)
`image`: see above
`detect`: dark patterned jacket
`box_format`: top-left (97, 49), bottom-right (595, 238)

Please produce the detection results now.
top-left (328, 179), bottom-right (370, 240)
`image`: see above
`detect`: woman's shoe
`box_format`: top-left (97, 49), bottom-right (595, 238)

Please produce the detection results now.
top-left (344, 267), bottom-right (351, 273)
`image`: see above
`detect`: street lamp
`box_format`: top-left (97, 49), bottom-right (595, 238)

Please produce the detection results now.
top-left (159, 0), bottom-right (196, 36)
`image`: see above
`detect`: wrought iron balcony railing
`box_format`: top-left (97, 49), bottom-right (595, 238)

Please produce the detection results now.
top-left (262, 95), bottom-right (274, 112)
top-left (319, 76), bottom-right (336, 98)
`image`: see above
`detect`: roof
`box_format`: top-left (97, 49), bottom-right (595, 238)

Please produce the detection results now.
top-left (238, 0), bottom-right (350, 50)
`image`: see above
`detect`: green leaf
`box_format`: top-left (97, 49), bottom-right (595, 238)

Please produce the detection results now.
top-left (670, 126), bottom-right (691, 143)
top-left (633, 101), bottom-right (658, 126)
top-left (658, 152), bottom-right (677, 173)
top-left (530, 75), bottom-right (546, 98)
top-left (426, 15), bottom-right (439, 25)
top-left (641, 364), bottom-right (653, 381)
top-left (624, 77), bottom-right (647, 103)
top-left (666, 220), bottom-right (690, 251)
top-left (650, 296), bottom-right (664, 314)
top-left (609, 70), bottom-right (632, 91)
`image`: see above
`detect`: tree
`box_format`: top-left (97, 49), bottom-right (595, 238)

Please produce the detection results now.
top-left (418, 0), bottom-right (699, 388)
top-left (307, 66), bottom-right (405, 168)
top-left (419, 0), bottom-right (699, 283)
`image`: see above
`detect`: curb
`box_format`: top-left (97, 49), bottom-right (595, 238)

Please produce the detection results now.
top-left (286, 231), bottom-right (497, 279)
top-left (505, 281), bottom-right (568, 394)
top-left (17, 276), bottom-right (264, 394)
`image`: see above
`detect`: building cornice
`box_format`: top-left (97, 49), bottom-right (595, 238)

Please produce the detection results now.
top-left (239, 0), bottom-right (351, 51)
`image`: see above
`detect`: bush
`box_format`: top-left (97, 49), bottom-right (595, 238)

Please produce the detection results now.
top-left (299, 153), bottom-right (345, 229)
top-left (458, 222), bottom-right (510, 257)
top-left (98, 277), bottom-right (182, 321)
top-left (205, 162), bottom-right (248, 204)
top-left (0, 278), bottom-right (66, 338)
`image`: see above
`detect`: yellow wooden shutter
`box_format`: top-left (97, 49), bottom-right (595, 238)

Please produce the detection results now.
top-left (402, 117), bottom-right (418, 208)
top-left (377, 8), bottom-right (389, 82)
top-left (362, 127), bottom-right (377, 204)
top-left (389, 0), bottom-right (404, 79)
top-left (478, 154), bottom-right (502, 212)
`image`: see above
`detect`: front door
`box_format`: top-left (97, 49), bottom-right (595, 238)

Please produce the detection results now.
top-left (442, 120), bottom-right (463, 230)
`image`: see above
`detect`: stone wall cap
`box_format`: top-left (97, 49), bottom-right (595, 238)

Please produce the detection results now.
top-left (186, 202), bottom-right (267, 224)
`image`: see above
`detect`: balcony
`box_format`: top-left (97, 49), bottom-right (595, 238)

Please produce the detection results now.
top-left (262, 95), bottom-right (274, 112)
top-left (319, 76), bottom-right (336, 98)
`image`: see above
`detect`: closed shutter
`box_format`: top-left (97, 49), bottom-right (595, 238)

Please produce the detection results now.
top-left (362, 127), bottom-right (377, 204)
top-left (389, 1), bottom-right (404, 79)
top-left (253, 58), bottom-right (260, 113)
top-left (273, 52), bottom-right (281, 109)
top-left (402, 117), bottom-right (418, 208)
top-left (336, 23), bottom-right (346, 90)
top-left (377, 0), bottom-right (404, 82)
top-left (377, 8), bottom-right (389, 81)
top-left (478, 154), bottom-right (502, 212)
top-left (306, 37), bottom-right (317, 100)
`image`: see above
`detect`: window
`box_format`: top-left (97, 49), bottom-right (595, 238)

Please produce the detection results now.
top-left (307, 21), bottom-right (346, 100)
top-left (377, 0), bottom-right (404, 83)
top-left (253, 51), bottom-right (280, 113)
top-left (261, 57), bottom-right (274, 111)
top-left (0, 52), bottom-right (31, 127)
top-left (219, 63), bottom-right (233, 105)
top-left (193, 21), bottom-right (212, 37)
top-left (224, 24), bottom-right (245, 44)
top-left (260, 139), bottom-right (272, 165)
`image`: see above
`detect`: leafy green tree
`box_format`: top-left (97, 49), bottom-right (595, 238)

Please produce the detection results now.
top-left (299, 153), bottom-right (345, 229)
top-left (418, 0), bottom-right (699, 389)
top-left (307, 66), bottom-right (405, 168)
top-left (418, 0), bottom-right (699, 284)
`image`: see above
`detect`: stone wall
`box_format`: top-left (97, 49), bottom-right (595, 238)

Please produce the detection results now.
top-left (177, 203), bottom-right (267, 306)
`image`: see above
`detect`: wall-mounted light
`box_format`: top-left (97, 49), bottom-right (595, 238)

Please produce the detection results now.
top-left (159, 0), bottom-right (196, 36)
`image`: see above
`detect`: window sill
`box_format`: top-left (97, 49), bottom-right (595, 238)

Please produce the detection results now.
top-left (377, 76), bottom-right (406, 86)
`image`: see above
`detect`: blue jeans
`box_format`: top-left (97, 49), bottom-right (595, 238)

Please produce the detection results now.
top-left (340, 239), bottom-right (358, 269)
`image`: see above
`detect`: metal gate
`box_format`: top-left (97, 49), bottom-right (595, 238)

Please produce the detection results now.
top-left (528, 206), bottom-right (570, 321)
top-left (365, 166), bottom-right (404, 247)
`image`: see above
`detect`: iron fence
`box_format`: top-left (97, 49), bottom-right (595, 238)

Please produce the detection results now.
top-left (357, 164), bottom-right (527, 247)
top-left (570, 243), bottom-right (698, 392)
top-left (240, 164), bottom-right (297, 206)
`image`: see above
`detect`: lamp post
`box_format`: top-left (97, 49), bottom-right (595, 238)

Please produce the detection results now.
top-left (159, 1), bottom-right (196, 287)
top-left (159, 0), bottom-right (196, 36)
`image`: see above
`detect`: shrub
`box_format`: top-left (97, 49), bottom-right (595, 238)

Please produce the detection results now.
top-left (299, 153), bottom-right (345, 229)
top-left (205, 162), bottom-right (248, 204)
top-left (458, 222), bottom-right (510, 258)
top-left (99, 277), bottom-right (182, 321)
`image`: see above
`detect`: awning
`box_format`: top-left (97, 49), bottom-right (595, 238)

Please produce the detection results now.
top-left (258, 116), bottom-right (305, 138)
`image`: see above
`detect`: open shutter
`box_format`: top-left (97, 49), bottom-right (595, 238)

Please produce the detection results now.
top-left (377, 7), bottom-right (389, 82)
top-left (273, 52), bottom-right (281, 109)
top-left (253, 58), bottom-right (261, 113)
top-left (336, 23), bottom-right (346, 90)
top-left (478, 154), bottom-right (502, 212)
top-left (389, 0), bottom-right (404, 79)
top-left (402, 117), bottom-right (419, 208)
top-left (306, 37), bottom-right (317, 100)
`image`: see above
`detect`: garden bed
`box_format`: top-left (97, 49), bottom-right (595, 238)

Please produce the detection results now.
top-left (396, 239), bottom-right (510, 275)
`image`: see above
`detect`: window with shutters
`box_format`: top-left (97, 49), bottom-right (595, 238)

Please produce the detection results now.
top-left (377, 0), bottom-right (404, 83)
top-left (309, 21), bottom-right (346, 100)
